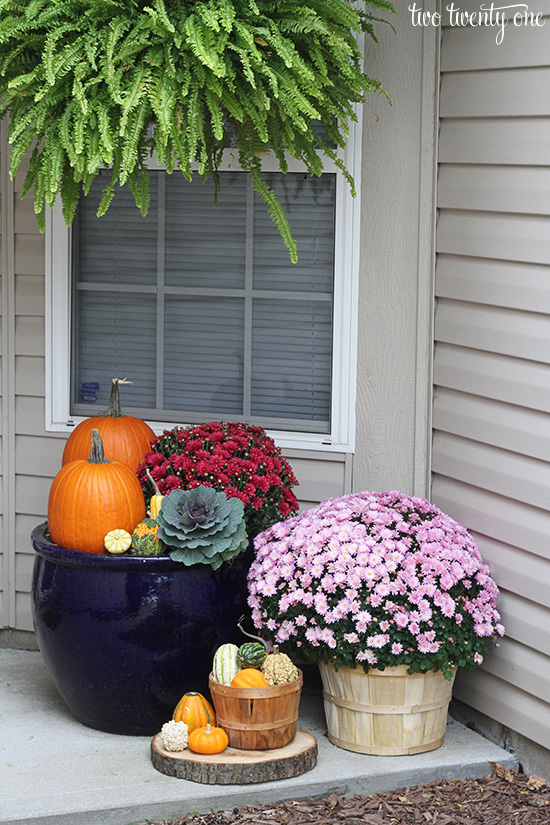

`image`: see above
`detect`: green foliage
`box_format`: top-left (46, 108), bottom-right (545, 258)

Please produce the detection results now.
top-left (0, 0), bottom-right (394, 261)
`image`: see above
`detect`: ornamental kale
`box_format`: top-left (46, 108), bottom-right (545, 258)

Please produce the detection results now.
top-left (138, 421), bottom-right (299, 538)
top-left (157, 485), bottom-right (248, 569)
top-left (248, 491), bottom-right (505, 680)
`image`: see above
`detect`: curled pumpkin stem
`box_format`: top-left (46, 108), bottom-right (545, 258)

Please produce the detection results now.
top-left (237, 615), bottom-right (269, 651)
top-left (146, 467), bottom-right (162, 496)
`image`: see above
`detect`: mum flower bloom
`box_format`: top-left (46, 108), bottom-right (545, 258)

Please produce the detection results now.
top-left (248, 490), bottom-right (504, 680)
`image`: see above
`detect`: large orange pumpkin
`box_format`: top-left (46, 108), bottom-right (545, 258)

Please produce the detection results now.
top-left (62, 378), bottom-right (155, 471)
top-left (49, 429), bottom-right (146, 554)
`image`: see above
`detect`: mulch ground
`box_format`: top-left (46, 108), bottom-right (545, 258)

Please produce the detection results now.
top-left (143, 765), bottom-right (550, 825)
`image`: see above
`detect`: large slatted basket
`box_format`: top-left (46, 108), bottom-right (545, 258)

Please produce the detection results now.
top-left (209, 671), bottom-right (302, 750)
top-left (319, 662), bottom-right (456, 756)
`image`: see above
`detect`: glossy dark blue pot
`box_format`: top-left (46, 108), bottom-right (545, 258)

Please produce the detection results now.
top-left (31, 522), bottom-right (253, 736)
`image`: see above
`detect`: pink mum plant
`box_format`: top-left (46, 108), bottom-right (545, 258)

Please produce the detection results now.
top-left (248, 490), bottom-right (504, 679)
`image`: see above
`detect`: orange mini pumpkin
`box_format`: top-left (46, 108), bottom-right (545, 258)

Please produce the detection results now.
top-left (173, 692), bottom-right (215, 733)
top-left (62, 378), bottom-right (155, 472)
top-left (188, 723), bottom-right (229, 755)
top-left (49, 429), bottom-right (146, 554)
top-left (230, 668), bottom-right (269, 688)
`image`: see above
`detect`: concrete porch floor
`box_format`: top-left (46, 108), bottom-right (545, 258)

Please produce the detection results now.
top-left (0, 648), bottom-right (517, 825)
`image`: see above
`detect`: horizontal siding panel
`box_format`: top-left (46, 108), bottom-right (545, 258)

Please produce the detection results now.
top-left (14, 234), bottom-right (44, 276)
top-left (435, 299), bottom-right (550, 363)
top-left (14, 316), bottom-right (45, 357)
top-left (14, 591), bottom-right (33, 632)
top-left (497, 591), bottom-right (550, 656)
top-left (15, 356), bottom-right (45, 396)
top-left (453, 669), bottom-right (550, 751)
top-left (482, 637), bottom-right (550, 704)
top-left (433, 387), bottom-right (550, 461)
top-left (437, 210), bottom-right (550, 265)
top-left (15, 552), bottom-right (33, 593)
top-left (438, 164), bottom-right (550, 214)
top-left (15, 475), bottom-right (50, 518)
top-left (441, 21), bottom-right (550, 71)
top-left (17, 514), bottom-right (47, 556)
top-left (285, 454), bottom-right (346, 504)
top-left (14, 196), bottom-right (42, 235)
top-left (14, 396), bottom-right (65, 438)
top-left (432, 431), bottom-right (550, 510)
top-left (436, 255), bottom-right (550, 313)
top-left (439, 118), bottom-right (550, 165)
top-left (15, 435), bottom-right (63, 478)
top-left (431, 476), bottom-right (550, 559)
top-left (15, 275), bottom-right (45, 316)
top-left (473, 534), bottom-right (550, 609)
top-left (433, 344), bottom-right (550, 412)
top-left (440, 69), bottom-right (550, 118)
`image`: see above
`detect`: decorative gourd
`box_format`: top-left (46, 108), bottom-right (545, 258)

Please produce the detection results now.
top-left (261, 646), bottom-right (299, 685)
top-left (230, 668), bottom-right (269, 688)
top-left (62, 378), bottom-right (155, 471)
top-left (188, 723), bottom-right (229, 755)
top-left (48, 429), bottom-right (146, 554)
top-left (212, 643), bottom-right (239, 686)
top-left (104, 528), bottom-right (132, 554)
top-left (145, 468), bottom-right (164, 519)
top-left (129, 518), bottom-right (166, 556)
top-left (172, 692), bottom-right (215, 733)
top-left (237, 642), bottom-right (267, 670)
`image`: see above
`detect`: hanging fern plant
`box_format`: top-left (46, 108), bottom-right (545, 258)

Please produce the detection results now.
top-left (0, 0), bottom-right (394, 261)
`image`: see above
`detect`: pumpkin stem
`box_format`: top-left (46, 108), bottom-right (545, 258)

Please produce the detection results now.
top-left (88, 428), bottom-right (111, 464)
top-left (105, 378), bottom-right (133, 418)
top-left (146, 467), bottom-right (162, 495)
top-left (237, 615), bottom-right (269, 651)
top-left (205, 723), bottom-right (212, 733)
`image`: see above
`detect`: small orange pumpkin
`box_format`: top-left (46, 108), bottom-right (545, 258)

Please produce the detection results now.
top-left (172, 692), bottom-right (215, 733)
top-left (188, 723), bottom-right (229, 755)
top-left (62, 378), bottom-right (155, 472)
top-left (48, 429), bottom-right (146, 554)
top-left (230, 668), bottom-right (269, 688)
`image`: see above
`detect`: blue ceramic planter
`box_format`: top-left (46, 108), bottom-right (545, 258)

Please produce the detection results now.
top-left (31, 522), bottom-right (253, 735)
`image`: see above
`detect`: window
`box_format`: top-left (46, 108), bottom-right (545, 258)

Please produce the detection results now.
top-left (46, 128), bottom-right (361, 452)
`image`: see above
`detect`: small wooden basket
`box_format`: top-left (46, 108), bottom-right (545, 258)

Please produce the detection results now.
top-left (209, 671), bottom-right (303, 750)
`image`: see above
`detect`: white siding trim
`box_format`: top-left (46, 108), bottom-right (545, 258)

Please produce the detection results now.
top-left (1, 119), bottom-right (16, 628)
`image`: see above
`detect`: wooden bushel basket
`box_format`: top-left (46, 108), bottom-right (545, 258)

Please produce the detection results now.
top-left (209, 671), bottom-right (303, 750)
top-left (319, 662), bottom-right (456, 756)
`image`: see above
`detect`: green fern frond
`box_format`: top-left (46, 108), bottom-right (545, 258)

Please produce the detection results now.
top-left (249, 163), bottom-right (297, 263)
top-left (0, 0), bottom-right (395, 259)
top-left (143, 0), bottom-right (176, 35)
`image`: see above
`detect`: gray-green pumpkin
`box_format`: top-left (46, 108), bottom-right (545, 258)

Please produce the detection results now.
top-left (129, 518), bottom-right (166, 556)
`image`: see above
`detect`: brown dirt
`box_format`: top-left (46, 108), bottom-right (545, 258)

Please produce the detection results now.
top-left (142, 764), bottom-right (549, 825)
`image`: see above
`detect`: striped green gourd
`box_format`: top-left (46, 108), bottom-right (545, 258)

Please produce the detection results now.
top-left (237, 642), bottom-right (267, 669)
top-left (212, 643), bottom-right (239, 686)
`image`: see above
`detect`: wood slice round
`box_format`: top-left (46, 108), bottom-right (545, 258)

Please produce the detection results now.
top-left (151, 729), bottom-right (317, 785)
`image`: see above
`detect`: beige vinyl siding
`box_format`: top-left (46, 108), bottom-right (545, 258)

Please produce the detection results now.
top-left (433, 16), bottom-right (550, 750)
top-left (0, 140), bottom-right (3, 623)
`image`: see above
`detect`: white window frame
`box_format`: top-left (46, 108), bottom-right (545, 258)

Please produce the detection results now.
top-left (45, 112), bottom-right (362, 453)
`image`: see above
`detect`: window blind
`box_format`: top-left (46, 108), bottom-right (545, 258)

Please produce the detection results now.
top-left (71, 169), bottom-right (336, 432)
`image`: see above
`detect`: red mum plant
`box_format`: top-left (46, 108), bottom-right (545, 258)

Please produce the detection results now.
top-left (138, 421), bottom-right (299, 539)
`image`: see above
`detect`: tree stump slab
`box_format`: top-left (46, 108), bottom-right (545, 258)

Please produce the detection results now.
top-left (151, 729), bottom-right (317, 784)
